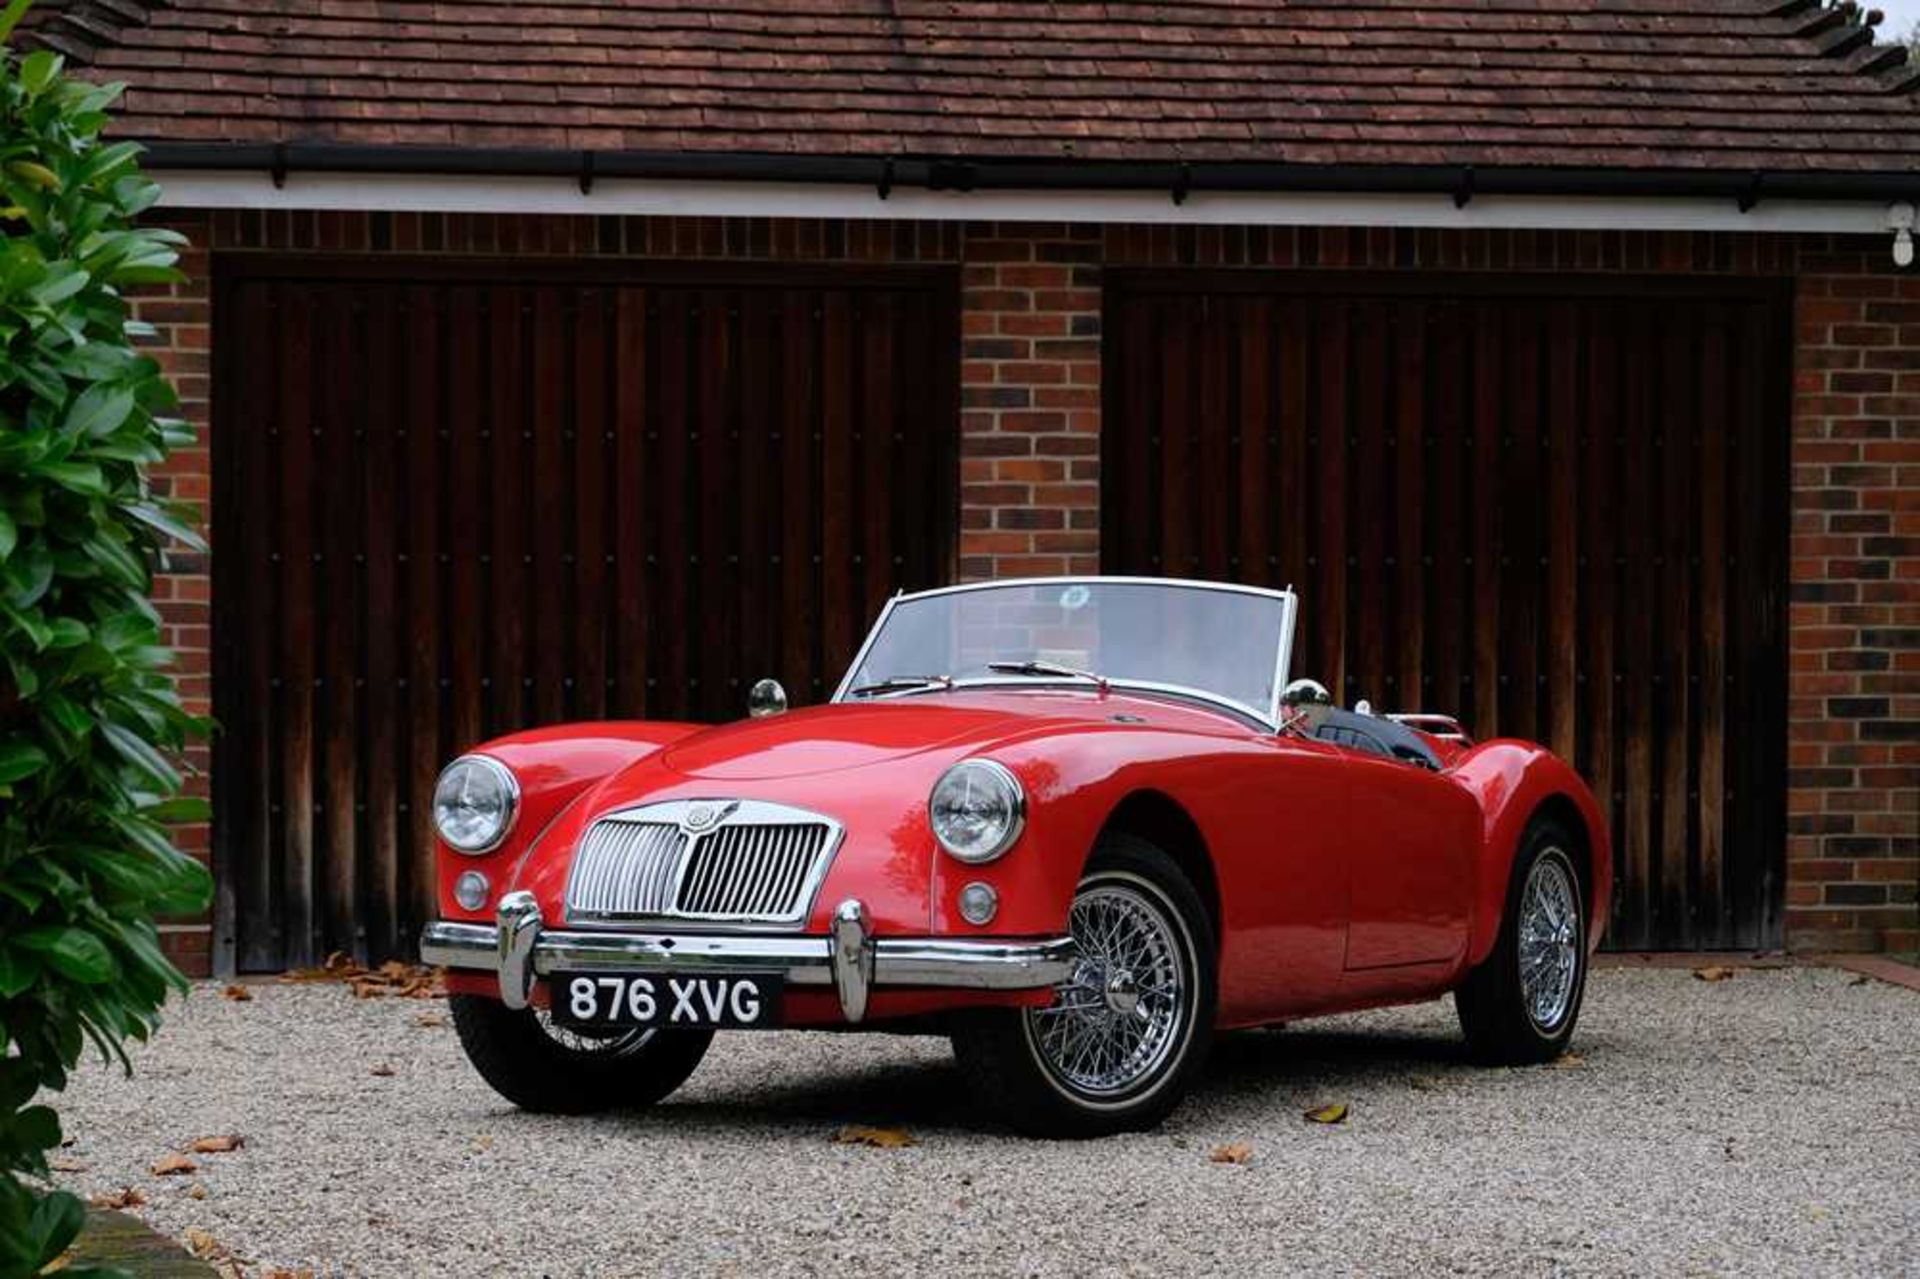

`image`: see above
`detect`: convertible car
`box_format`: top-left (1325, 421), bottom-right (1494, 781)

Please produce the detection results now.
top-left (422, 577), bottom-right (1609, 1137)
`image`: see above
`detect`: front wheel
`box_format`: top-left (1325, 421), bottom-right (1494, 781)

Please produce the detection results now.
top-left (1455, 820), bottom-right (1589, 1064)
top-left (952, 834), bottom-right (1217, 1138)
top-left (450, 993), bottom-right (713, 1114)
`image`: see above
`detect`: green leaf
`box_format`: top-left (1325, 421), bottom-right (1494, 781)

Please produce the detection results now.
top-left (26, 261), bottom-right (87, 306)
top-left (0, 949), bottom-right (38, 999)
top-left (14, 1105), bottom-right (62, 1155)
top-left (0, 0), bottom-right (38, 46)
top-left (20, 51), bottom-right (64, 97)
top-left (2, 648), bottom-right (39, 697)
top-left (125, 501), bottom-right (206, 552)
top-left (27, 1188), bottom-right (84, 1270)
top-left (82, 531), bottom-right (147, 588)
top-left (1, 599), bottom-right (53, 650)
top-left (0, 737), bottom-right (50, 783)
top-left (100, 720), bottom-right (180, 790)
top-left (63, 384), bottom-right (134, 438)
top-left (144, 795), bottom-right (211, 823)
top-left (45, 615), bottom-right (89, 648)
top-left (15, 927), bottom-right (117, 983)
top-left (40, 689), bottom-right (92, 738)
top-left (38, 460), bottom-right (108, 494)
top-left (0, 507), bottom-right (14, 560)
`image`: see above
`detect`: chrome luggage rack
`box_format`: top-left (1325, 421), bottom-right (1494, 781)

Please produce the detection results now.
top-left (1386, 712), bottom-right (1472, 744)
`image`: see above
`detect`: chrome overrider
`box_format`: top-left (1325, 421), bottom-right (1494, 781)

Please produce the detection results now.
top-left (421, 890), bottom-right (1078, 1024)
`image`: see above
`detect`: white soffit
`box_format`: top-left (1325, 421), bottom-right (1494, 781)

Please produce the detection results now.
top-left (154, 170), bottom-right (1892, 236)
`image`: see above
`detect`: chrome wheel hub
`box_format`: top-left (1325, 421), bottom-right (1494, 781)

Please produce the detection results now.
top-left (1518, 853), bottom-right (1580, 1032)
top-left (1026, 881), bottom-right (1187, 1098)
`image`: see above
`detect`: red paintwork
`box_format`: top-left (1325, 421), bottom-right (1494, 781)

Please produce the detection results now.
top-left (436, 687), bottom-right (1611, 1029)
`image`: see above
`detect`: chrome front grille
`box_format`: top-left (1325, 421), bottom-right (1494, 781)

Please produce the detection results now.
top-left (567, 822), bottom-right (687, 917)
top-left (564, 799), bottom-right (841, 928)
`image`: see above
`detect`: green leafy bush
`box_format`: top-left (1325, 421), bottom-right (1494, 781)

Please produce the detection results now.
top-left (0, 9), bottom-right (211, 1274)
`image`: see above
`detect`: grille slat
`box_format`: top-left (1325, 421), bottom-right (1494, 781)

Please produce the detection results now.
top-left (564, 802), bottom-right (836, 927)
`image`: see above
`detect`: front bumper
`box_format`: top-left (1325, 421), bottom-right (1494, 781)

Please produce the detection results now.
top-left (420, 892), bottom-right (1076, 1024)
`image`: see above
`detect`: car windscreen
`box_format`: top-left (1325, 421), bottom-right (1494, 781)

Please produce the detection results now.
top-left (839, 580), bottom-right (1290, 722)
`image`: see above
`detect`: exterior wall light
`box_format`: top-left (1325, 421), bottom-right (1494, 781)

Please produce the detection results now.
top-left (1889, 203), bottom-right (1915, 269)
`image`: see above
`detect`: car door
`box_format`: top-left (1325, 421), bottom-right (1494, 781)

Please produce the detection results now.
top-left (1327, 743), bottom-right (1478, 971)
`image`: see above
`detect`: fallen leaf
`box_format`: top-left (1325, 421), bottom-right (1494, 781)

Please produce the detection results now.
top-left (1209, 1142), bottom-right (1254, 1165)
top-left (1303, 1103), bottom-right (1349, 1125)
top-left (1551, 1051), bottom-right (1586, 1069)
top-left (188, 1134), bottom-right (244, 1154)
top-left (264, 1269), bottom-right (317, 1279)
top-left (150, 1154), bottom-right (197, 1176)
top-left (185, 1229), bottom-right (221, 1259)
top-left (89, 1187), bottom-right (145, 1210)
top-left (282, 953), bottom-right (445, 999)
top-left (48, 1155), bottom-right (87, 1172)
top-left (221, 984), bottom-right (253, 1002)
top-left (833, 1124), bottom-right (916, 1149)
top-left (188, 1184), bottom-right (208, 1201)
top-left (370, 1063), bottom-right (395, 1077)
top-left (1408, 1074), bottom-right (1443, 1092)
top-left (1694, 966), bottom-right (1737, 983)
top-left (471, 1135), bottom-right (494, 1153)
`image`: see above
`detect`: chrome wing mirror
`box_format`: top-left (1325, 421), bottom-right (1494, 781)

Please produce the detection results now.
top-left (748, 678), bottom-right (788, 718)
top-left (1279, 677), bottom-right (1333, 732)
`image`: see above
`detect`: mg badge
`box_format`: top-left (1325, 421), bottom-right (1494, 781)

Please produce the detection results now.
top-left (682, 801), bottom-right (735, 835)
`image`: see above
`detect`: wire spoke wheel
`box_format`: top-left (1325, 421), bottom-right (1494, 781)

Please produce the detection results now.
top-left (534, 1010), bottom-right (656, 1059)
top-left (1025, 879), bottom-right (1189, 1099)
top-left (1517, 851), bottom-right (1580, 1032)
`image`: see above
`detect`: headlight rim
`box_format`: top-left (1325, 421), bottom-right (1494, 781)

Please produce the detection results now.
top-left (433, 753), bottom-right (521, 855)
top-left (929, 758), bottom-right (1027, 865)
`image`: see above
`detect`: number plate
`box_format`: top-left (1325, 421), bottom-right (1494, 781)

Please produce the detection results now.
top-left (549, 972), bottom-right (783, 1030)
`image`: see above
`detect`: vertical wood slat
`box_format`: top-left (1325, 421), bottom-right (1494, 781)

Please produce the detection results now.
top-left (1101, 271), bottom-right (1790, 952)
top-left (1657, 311), bottom-right (1695, 947)
top-left (361, 288), bottom-right (401, 960)
top-left (276, 287), bottom-right (316, 968)
top-left (401, 284), bottom-right (443, 934)
top-left (215, 262), bottom-right (956, 969)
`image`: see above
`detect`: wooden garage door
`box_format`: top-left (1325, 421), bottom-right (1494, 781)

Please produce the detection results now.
top-left (213, 258), bottom-right (957, 970)
top-left (1104, 272), bottom-right (1791, 951)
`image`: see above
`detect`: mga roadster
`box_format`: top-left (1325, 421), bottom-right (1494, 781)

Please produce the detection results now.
top-left (422, 577), bottom-right (1609, 1137)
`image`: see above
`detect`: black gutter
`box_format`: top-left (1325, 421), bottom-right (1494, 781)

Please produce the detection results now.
top-left (139, 142), bottom-right (1920, 206)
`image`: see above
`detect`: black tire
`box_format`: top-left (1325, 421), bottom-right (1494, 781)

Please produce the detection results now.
top-left (1455, 818), bottom-right (1589, 1065)
top-left (951, 833), bottom-right (1217, 1138)
top-left (449, 993), bottom-right (713, 1114)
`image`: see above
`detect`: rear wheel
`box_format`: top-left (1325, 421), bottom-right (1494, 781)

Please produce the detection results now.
top-left (450, 992), bottom-right (713, 1114)
top-left (1455, 819), bottom-right (1589, 1064)
top-left (952, 834), bottom-right (1216, 1138)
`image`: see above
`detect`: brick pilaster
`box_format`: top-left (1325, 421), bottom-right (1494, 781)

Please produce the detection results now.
top-left (956, 224), bottom-right (1101, 580)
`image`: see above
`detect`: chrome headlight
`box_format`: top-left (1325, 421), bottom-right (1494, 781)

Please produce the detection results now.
top-left (929, 759), bottom-right (1026, 864)
top-left (432, 755), bottom-right (519, 854)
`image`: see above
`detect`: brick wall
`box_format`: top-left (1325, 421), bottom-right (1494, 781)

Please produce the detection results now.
top-left (137, 213), bottom-right (214, 976)
top-left (1787, 248), bottom-right (1920, 955)
top-left (134, 212), bottom-right (1914, 970)
top-left (958, 224), bottom-right (1103, 580)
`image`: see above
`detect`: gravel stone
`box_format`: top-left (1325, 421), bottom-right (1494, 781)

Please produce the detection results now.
top-left (46, 967), bottom-right (1919, 1276)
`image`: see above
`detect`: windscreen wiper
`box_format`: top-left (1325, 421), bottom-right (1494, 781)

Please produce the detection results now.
top-left (986, 660), bottom-right (1110, 691)
top-left (847, 674), bottom-right (954, 698)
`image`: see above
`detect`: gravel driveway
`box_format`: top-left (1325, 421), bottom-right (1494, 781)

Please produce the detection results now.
top-left (47, 965), bottom-right (1919, 1277)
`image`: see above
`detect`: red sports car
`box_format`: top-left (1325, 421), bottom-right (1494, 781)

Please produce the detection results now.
top-left (422, 577), bottom-right (1609, 1137)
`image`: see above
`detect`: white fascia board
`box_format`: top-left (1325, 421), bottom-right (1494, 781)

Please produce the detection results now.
top-left (154, 169), bottom-right (1891, 236)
